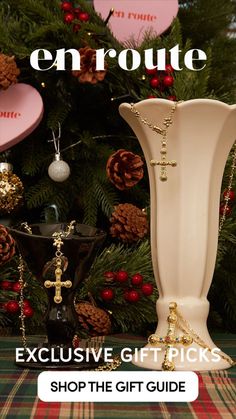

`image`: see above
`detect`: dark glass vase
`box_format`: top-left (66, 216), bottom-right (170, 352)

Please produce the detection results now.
top-left (10, 223), bottom-right (106, 369)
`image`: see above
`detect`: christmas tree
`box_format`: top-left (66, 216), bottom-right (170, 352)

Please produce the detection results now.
top-left (0, 0), bottom-right (235, 335)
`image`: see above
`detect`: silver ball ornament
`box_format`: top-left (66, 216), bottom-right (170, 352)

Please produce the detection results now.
top-left (48, 154), bottom-right (70, 182)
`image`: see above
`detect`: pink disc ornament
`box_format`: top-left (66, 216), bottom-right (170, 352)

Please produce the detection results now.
top-left (0, 83), bottom-right (44, 152)
top-left (93, 0), bottom-right (179, 45)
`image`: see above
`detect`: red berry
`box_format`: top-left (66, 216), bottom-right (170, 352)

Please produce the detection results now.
top-left (104, 271), bottom-right (116, 282)
top-left (78, 12), bottom-right (90, 22)
top-left (64, 12), bottom-right (75, 24)
top-left (61, 1), bottom-right (73, 12)
top-left (74, 7), bottom-right (81, 15)
top-left (116, 270), bottom-right (128, 283)
top-left (131, 273), bottom-right (144, 286)
top-left (23, 306), bottom-right (34, 318)
top-left (100, 288), bottom-right (114, 301)
top-left (5, 300), bottom-right (19, 314)
top-left (73, 23), bottom-right (81, 32)
top-left (141, 283), bottom-right (154, 296)
top-left (1, 280), bottom-right (12, 290)
top-left (145, 67), bottom-right (157, 76)
top-left (168, 95), bottom-right (177, 101)
top-left (165, 64), bottom-right (174, 73)
top-left (126, 289), bottom-right (140, 303)
top-left (223, 190), bottom-right (235, 201)
top-left (22, 299), bottom-right (31, 308)
top-left (163, 75), bottom-right (174, 87)
top-left (147, 94), bottom-right (157, 99)
top-left (12, 281), bottom-right (22, 293)
top-left (220, 204), bottom-right (232, 216)
top-left (150, 77), bottom-right (160, 89)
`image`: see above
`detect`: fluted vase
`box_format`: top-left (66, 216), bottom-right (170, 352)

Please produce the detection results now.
top-left (119, 99), bottom-right (236, 370)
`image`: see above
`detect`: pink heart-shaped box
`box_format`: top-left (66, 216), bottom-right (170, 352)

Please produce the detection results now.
top-left (94, 0), bottom-right (179, 45)
top-left (0, 83), bottom-right (44, 152)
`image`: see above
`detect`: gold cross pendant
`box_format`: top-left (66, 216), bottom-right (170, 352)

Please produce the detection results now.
top-left (150, 141), bottom-right (177, 181)
top-left (147, 302), bottom-right (192, 371)
top-left (44, 265), bottom-right (72, 304)
top-left (148, 334), bottom-right (193, 346)
top-left (150, 159), bottom-right (177, 181)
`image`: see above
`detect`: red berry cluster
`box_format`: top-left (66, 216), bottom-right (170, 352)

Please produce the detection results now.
top-left (101, 270), bottom-right (154, 304)
top-left (1, 280), bottom-right (34, 318)
top-left (61, 1), bottom-right (90, 31)
top-left (220, 189), bottom-right (235, 216)
top-left (1, 280), bottom-right (20, 292)
top-left (3, 299), bottom-right (34, 317)
top-left (145, 64), bottom-right (176, 101)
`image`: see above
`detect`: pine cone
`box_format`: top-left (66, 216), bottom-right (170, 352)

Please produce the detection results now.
top-left (75, 301), bottom-right (111, 336)
top-left (72, 46), bottom-right (107, 84)
top-left (106, 149), bottom-right (144, 190)
top-left (0, 53), bottom-right (20, 90)
top-left (0, 225), bottom-right (15, 266)
top-left (110, 203), bottom-right (148, 243)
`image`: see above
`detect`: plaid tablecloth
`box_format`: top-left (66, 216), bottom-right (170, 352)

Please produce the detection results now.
top-left (0, 334), bottom-right (236, 419)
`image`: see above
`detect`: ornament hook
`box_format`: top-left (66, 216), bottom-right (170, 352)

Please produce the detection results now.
top-left (50, 122), bottom-right (61, 158)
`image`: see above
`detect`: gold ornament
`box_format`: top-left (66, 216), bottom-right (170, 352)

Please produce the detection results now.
top-left (0, 163), bottom-right (24, 214)
top-left (130, 102), bottom-right (179, 181)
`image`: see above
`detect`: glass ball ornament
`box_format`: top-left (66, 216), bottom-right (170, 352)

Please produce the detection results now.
top-left (48, 154), bottom-right (70, 182)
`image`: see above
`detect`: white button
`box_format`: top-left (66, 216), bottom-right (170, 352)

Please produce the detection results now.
top-left (38, 371), bottom-right (198, 402)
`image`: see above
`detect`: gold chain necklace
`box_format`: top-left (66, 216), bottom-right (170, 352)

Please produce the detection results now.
top-left (18, 221), bottom-right (75, 350)
top-left (175, 306), bottom-right (235, 367)
top-left (18, 254), bottom-right (27, 350)
top-left (148, 302), bottom-right (235, 370)
top-left (130, 102), bottom-right (179, 181)
top-left (219, 141), bottom-right (236, 232)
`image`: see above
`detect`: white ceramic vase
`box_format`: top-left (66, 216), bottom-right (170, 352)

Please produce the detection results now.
top-left (119, 99), bottom-right (236, 370)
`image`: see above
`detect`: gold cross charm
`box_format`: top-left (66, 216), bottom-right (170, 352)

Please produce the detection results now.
top-left (150, 141), bottom-right (177, 182)
top-left (44, 263), bottom-right (72, 304)
top-left (150, 159), bottom-right (177, 181)
top-left (147, 302), bottom-right (193, 371)
top-left (44, 223), bottom-right (75, 303)
top-left (148, 333), bottom-right (193, 346)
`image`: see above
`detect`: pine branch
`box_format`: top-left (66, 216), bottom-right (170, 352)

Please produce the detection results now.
top-left (78, 241), bottom-right (157, 332)
top-left (25, 177), bottom-right (55, 208)
top-left (82, 177), bottom-right (99, 226)
top-left (94, 180), bottom-right (119, 218)
top-left (46, 101), bottom-right (71, 131)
